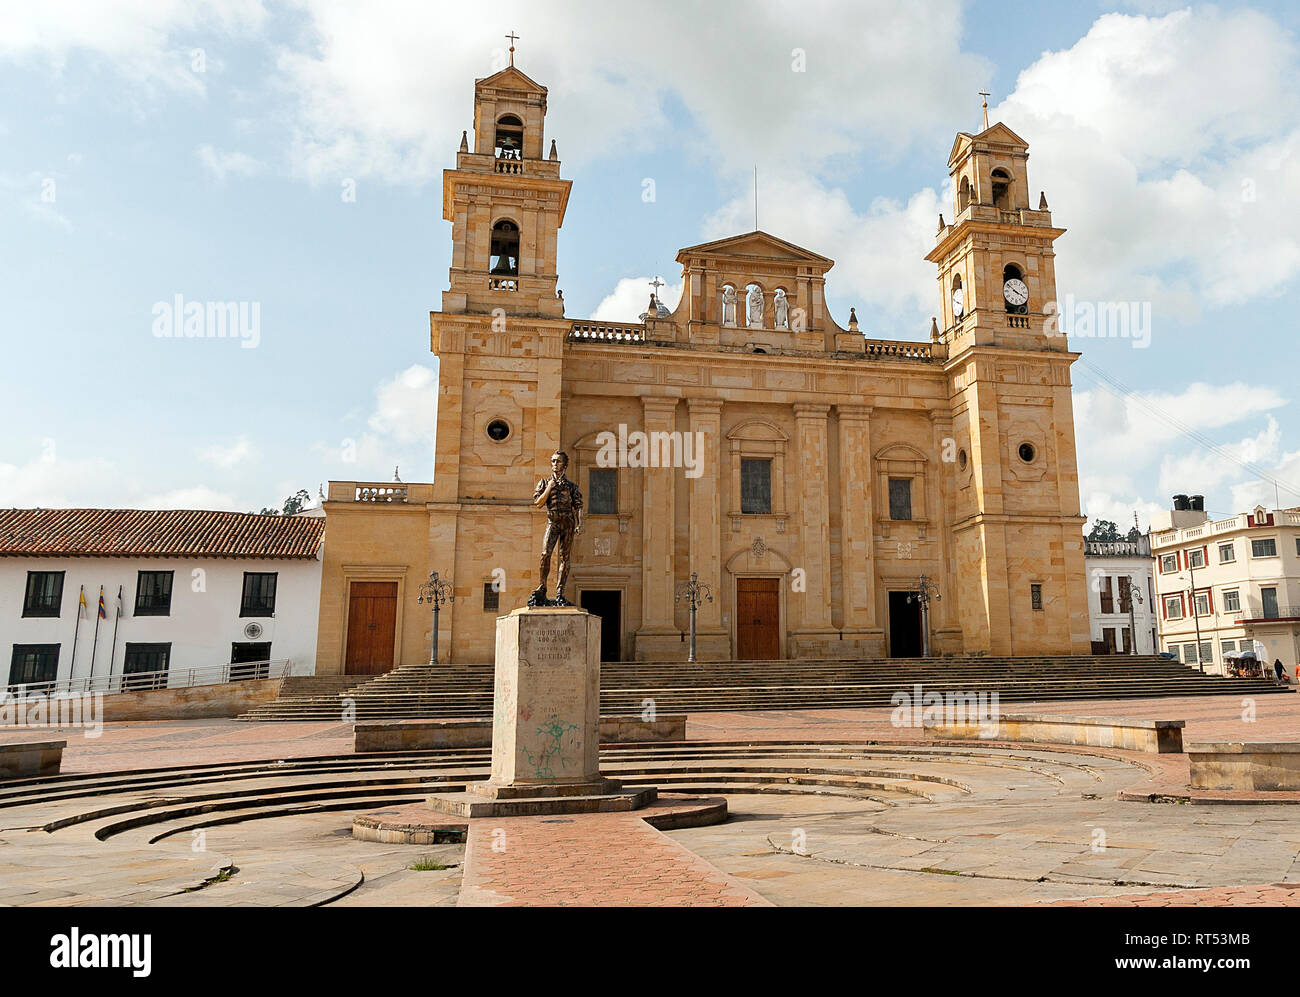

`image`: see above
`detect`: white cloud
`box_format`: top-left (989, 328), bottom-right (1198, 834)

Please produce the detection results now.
top-left (196, 144), bottom-right (264, 181)
top-left (0, 1), bottom-right (266, 92)
top-left (198, 435), bottom-right (259, 469)
top-left (368, 364), bottom-right (438, 445)
top-left (276, 0), bottom-right (990, 184)
top-left (591, 277), bottom-right (682, 323)
top-left (136, 486), bottom-right (241, 510)
top-left (994, 8), bottom-right (1300, 316)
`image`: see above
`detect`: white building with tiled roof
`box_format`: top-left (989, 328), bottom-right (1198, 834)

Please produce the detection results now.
top-left (0, 509), bottom-right (325, 690)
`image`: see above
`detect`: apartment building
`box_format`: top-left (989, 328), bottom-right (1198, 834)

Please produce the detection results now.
top-left (1150, 495), bottom-right (1300, 675)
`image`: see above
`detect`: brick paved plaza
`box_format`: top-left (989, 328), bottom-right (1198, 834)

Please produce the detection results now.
top-left (1, 692), bottom-right (1298, 908)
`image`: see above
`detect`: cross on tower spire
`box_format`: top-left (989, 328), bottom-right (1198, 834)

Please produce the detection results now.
top-left (978, 90), bottom-right (991, 131)
top-left (649, 276), bottom-right (664, 301)
top-left (505, 31), bottom-right (519, 67)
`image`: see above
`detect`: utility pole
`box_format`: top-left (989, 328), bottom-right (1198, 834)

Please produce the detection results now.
top-left (1188, 558), bottom-right (1204, 673)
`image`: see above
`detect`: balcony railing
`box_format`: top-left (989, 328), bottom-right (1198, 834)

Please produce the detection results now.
top-left (494, 157), bottom-right (524, 175)
top-left (488, 276), bottom-right (518, 291)
top-left (2, 659), bottom-right (301, 700)
top-left (355, 484), bottom-right (408, 503)
top-left (568, 322), bottom-right (645, 344)
top-left (863, 339), bottom-right (934, 361)
top-left (1239, 601), bottom-right (1300, 621)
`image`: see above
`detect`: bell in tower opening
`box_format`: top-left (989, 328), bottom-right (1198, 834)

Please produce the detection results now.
top-left (490, 219), bottom-right (520, 275)
top-left (494, 114), bottom-right (523, 160)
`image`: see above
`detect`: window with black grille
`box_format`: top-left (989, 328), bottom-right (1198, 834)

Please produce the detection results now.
top-left (240, 572), bottom-right (278, 617)
top-left (134, 570), bottom-right (174, 616)
top-left (483, 583), bottom-right (500, 612)
top-left (888, 478), bottom-right (913, 521)
top-left (22, 571), bottom-right (64, 618)
top-left (588, 468), bottom-right (617, 515)
top-left (1031, 584), bottom-right (1044, 611)
top-left (9, 644), bottom-right (59, 685)
top-left (740, 458), bottom-right (772, 515)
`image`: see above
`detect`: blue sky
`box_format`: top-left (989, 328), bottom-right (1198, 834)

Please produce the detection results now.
top-left (2, 0), bottom-right (1299, 530)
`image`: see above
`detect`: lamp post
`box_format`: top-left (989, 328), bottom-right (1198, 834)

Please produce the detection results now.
top-left (674, 572), bottom-right (713, 663)
top-left (907, 574), bottom-right (942, 658)
top-left (1123, 576), bottom-right (1143, 655)
top-left (417, 571), bottom-right (455, 666)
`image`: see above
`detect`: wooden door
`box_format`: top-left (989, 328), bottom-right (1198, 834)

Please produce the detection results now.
top-left (345, 582), bottom-right (398, 675)
top-left (736, 578), bottom-right (781, 660)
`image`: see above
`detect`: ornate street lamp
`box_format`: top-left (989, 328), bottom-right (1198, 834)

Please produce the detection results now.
top-left (674, 572), bottom-right (713, 663)
top-left (907, 574), bottom-right (942, 658)
top-left (417, 571), bottom-right (455, 666)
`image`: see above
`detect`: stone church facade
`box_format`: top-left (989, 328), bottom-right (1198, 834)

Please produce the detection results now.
top-left (314, 62), bottom-right (1091, 673)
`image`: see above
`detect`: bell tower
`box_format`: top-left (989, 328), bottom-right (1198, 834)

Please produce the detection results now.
top-left (440, 59), bottom-right (571, 318)
top-left (927, 121), bottom-right (1090, 655)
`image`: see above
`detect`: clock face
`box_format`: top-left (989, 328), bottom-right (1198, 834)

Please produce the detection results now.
top-left (951, 286), bottom-right (964, 317)
top-left (1003, 278), bottom-right (1029, 306)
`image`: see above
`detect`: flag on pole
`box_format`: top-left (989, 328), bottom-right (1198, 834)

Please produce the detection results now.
top-left (115, 585), bottom-right (124, 618)
top-left (78, 586), bottom-right (88, 618)
top-left (97, 586), bottom-right (107, 620)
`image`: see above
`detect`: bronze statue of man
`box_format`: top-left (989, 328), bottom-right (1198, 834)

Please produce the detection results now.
top-left (527, 450), bottom-right (583, 607)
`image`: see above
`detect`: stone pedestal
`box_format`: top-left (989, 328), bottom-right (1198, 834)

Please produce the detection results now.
top-left (427, 606), bottom-right (655, 817)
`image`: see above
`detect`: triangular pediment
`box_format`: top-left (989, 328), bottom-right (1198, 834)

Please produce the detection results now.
top-left (676, 230), bottom-right (833, 267)
top-left (475, 65), bottom-right (547, 95)
top-left (949, 121), bottom-right (1029, 163)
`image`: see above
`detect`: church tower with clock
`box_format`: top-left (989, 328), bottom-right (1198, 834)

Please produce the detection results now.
top-left (926, 122), bottom-right (1090, 654)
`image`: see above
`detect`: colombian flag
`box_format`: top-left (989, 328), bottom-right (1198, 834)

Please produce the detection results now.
top-left (97, 586), bottom-right (107, 620)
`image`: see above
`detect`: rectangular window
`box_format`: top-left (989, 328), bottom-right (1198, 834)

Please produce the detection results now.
top-left (740, 459), bottom-right (772, 515)
top-left (1182, 643), bottom-right (1199, 664)
top-left (1187, 548), bottom-right (1205, 569)
top-left (1200, 642), bottom-right (1214, 665)
top-left (8, 644), bottom-right (59, 686)
top-left (1218, 542), bottom-right (1235, 563)
top-left (1164, 595), bottom-right (1184, 620)
top-left (1194, 591), bottom-right (1211, 617)
top-left (1030, 583), bottom-right (1043, 611)
top-left (134, 570), bottom-right (174, 616)
top-left (22, 571), bottom-right (65, 618)
top-left (1223, 589), bottom-right (1241, 613)
top-left (588, 468), bottom-right (618, 515)
top-left (1099, 576), bottom-right (1114, 614)
top-left (1122, 627), bottom-right (1132, 654)
top-left (1252, 538), bottom-right (1278, 558)
top-left (1102, 627), bottom-right (1116, 653)
top-left (1160, 554), bottom-right (1177, 573)
top-left (1118, 576), bottom-right (1132, 614)
top-left (122, 642), bottom-right (170, 690)
top-left (483, 583), bottom-right (500, 612)
top-left (1221, 639), bottom-right (1237, 657)
top-left (888, 478), bottom-right (913, 521)
top-left (240, 572), bottom-right (278, 617)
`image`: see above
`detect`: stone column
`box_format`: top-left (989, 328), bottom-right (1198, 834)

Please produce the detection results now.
top-left (637, 397), bottom-right (679, 655)
top-left (687, 398), bottom-right (727, 656)
top-left (792, 404), bottom-right (833, 646)
top-left (837, 405), bottom-right (876, 631)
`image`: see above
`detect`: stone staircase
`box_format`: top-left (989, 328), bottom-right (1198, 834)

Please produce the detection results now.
top-left (235, 655), bottom-right (1292, 722)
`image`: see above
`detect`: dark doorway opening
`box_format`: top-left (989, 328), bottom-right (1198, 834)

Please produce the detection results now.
top-left (579, 590), bottom-right (622, 662)
top-left (230, 641), bottom-right (273, 681)
top-left (888, 591), bottom-right (923, 658)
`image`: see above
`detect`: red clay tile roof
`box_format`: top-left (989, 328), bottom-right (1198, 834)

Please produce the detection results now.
top-left (0, 509), bottom-right (325, 559)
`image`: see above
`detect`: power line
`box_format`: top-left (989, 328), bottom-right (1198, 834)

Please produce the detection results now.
top-left (1074, 357), bottom-right (1300, 503)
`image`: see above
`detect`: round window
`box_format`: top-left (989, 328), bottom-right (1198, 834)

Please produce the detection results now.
top-left (957, 449), bottom-right (968, 471)
top-left (486, 419), bottom-right (511, 442)
top-left (1018, 442), bottom-right (1036, 463)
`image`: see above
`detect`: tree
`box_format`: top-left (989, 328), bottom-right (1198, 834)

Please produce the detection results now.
top-left (257, 489), bottom-right (312, 516)
top-left (1086, 519), bottom-right (1121, 543)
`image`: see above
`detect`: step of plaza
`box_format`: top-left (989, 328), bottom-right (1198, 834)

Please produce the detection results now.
top-left (236, 655), bottom-right (1292, 721)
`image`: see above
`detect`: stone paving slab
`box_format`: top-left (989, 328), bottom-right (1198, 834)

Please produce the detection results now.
top-left (457, 799), bottom-right (772, 907)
